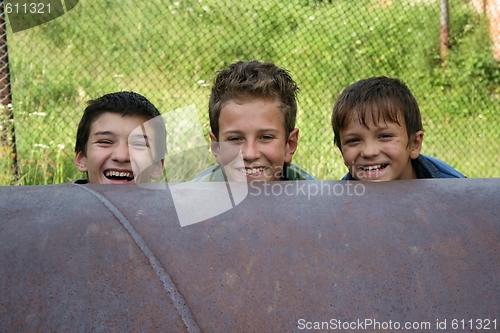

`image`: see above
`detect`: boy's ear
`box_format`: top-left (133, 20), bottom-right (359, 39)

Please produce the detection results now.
top-left (284, 128), bottom-right (299, 164)
top-left (410, 130), bottom-right (424, 159)
top-left (150, 159), bottom-right (164, 180)
top-left (74, 151), bottom-right (88, 173)
top-left (209, 131), bottom-right (221, 164)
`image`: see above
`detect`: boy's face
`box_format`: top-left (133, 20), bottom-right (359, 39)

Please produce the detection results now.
top-left (210, 98), bottom-right (298, 182)
top-left (339, 115), bottom-right (423, 181)
top-left (74, 112), bottom-right (164, 184)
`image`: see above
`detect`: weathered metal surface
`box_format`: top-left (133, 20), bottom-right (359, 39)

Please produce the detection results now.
top-left (1, 179), bottom-right (499, 332)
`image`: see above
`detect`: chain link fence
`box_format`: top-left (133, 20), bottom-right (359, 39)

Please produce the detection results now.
top-left (0, 0), bottom-right (499, 185)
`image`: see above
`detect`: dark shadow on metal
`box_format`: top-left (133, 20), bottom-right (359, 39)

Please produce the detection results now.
top-left (1, 179), bottom-right (499, 332)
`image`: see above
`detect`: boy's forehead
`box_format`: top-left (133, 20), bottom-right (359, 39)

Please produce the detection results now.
top-left (91, 111), bottom-right (149, 122)
top-left (219, 98), bottom-right (285, 124)
top-left (90, 112), bottom-right (151, 133)
top-left (347, 106), bottom-right (405, 128)
top-left (219, 98), bottom-right (285, 130)
top-left (225, 95), bottom-right (282, 106)
top-left (91, 111), bottom-right (149, 127)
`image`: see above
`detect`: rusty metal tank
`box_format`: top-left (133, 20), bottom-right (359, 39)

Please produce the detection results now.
top-left (1, 179), bottom-right (499, 332)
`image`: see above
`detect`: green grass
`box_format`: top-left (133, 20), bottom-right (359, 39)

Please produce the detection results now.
top-left (1, 0), bottom-right (499, 185)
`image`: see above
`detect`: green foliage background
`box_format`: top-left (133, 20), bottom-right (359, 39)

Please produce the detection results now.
top-left (1, 0), bottom-right (499, 185)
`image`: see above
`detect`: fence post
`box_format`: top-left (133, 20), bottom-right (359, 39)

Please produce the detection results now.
top-left (439, 0), bottom-right (450, 61)
top-left (0, 1), bottom-right (18, 182)
top-left (486, 0), bottom-right (500, 61)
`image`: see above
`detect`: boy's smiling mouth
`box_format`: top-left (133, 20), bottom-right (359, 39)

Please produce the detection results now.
top-left (358, 164), bottom-right (388, 172)
top-left (104, 170), bottom-right (135, 182)
top-left (236, 166), bottom-right (269, 176)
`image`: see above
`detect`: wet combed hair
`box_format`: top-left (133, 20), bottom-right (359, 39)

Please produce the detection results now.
top-left (75, 91), bottom-right (167, 160)
top-left (209, 60), bottom-right (299, 140)
top-left (331, 76), bottom-right (423, 150)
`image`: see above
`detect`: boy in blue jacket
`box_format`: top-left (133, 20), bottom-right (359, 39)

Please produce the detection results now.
top-left (331, 76), bottom-right (465, 181)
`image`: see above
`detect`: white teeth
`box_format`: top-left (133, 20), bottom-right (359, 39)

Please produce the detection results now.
top-left (242, 167), bottom-right (265, 175)
top-left (105, 170), bottom-right (133, 178)
top-left (363, 165), bottom-right (382, 171)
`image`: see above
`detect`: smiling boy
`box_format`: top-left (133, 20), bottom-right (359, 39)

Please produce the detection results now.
top-left (192, 60), bottom-right (315, 182)
top-left (74, 91), bottom-right (166, 184)
top-left (331, 76), bottom-right (465, 181)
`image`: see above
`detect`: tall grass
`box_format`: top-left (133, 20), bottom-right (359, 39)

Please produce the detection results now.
top-left (1, 0), bottom-right (499, 185)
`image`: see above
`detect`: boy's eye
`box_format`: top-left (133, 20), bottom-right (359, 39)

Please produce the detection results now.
top-left (130, 141), bottom-right (149, 148)
top-left (97, 140), bottom-right (112, 145)
top-left (344, 138), bottom-right (360, 145)
top-left (227, 137), bottom-right (242, 142)
top-left (261, 135), bottom-right (274, 140)
top-left (379, 134), bottom-right (394, 139)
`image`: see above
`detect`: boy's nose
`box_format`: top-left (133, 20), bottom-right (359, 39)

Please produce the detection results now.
top-left (360, 141), bottom-right (380, 158)
top-left (241, 140), bottom-right (260, 161)
top-left (111, 142), bottom-right (131, 162)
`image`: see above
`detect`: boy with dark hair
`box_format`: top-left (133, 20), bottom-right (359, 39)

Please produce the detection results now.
top-left (331, 76), bottom-right (465, 181)
top-left (192, 60), bottom-right (315, 182)
top-left (74, 91), bottom-right (166, 184)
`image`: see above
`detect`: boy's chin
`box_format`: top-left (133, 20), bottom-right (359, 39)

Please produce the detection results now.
top-left (354, 173), bottom-right (389, 182)
top-left (102, 175), bottom-right (137, 184)
top-left (356, 177), bottom-right (386, 182)
top-left (351, 166), bottom-right (390, 182)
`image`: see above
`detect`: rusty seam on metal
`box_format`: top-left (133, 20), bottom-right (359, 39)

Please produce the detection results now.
top-left (74, 184), bottom-right (201, 333)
